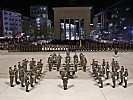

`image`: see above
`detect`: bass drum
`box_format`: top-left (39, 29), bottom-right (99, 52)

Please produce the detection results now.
top-left (68, 67), bottom-right (75, 78)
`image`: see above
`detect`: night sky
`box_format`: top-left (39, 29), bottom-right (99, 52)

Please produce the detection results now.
top-left (0, 0), bottom-right (122, 19)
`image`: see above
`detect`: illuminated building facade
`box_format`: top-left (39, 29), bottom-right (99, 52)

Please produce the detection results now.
top-left (2, 10), bottom-right (22, 37)
top-left (94, 0), bottom-right (133, 41)
top-left (30, 5), bottom-right (48, 38)
top-left (53, 7), bottom-right (91, 40)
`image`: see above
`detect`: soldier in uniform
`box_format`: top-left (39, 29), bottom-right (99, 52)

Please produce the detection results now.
top-left (73, 53), bottom-right (78, 61)
top-left (65, 52), bottom-right (71, 64)
top-left (25, 71), bottom-right (30, 92)
top-left (23, 59), bottom-right (28, 72)
top-left (98, 67), bottom-right (105, 88)
top-left (14, 65), bottom-right (20, 84)
top-left (114, 48), bottom-right (118, 56)
top-left (115, 61), bottom-right (120, 79)
top-left (56, 56), bottom-right (61, 71)
top-left (18, 62), bottom-right (22, 70)
top-left (52, 52), bottom-right (57, 65)
top-left (102, 59), bottom-right (106, 67)
top-left (123, 69), bottom-right (128, 88)
top-left (37, 61), bottom-right (42, 78)
top-left (47, 55), bottom-right (53, 71)
top-left (31, 58), bottom-right (36, 67)
top-left (34, 65), bottom-right (38, 83)
top-left (38, 59), bottom-right (43, 75)
top-left (19, 68), bottom-right (25, 87)
top-left (91, 59), bottom-right (95, 74)
top-left (79, 53), bottom-right (84, 64)
top-left (105, 62), bottom-right (110, 79)
top-left (62, 71), bottom-right (69, 90)
top-left (82, 55), bottom-right (87, 72)
top-left (29, 69), bottom-right (34, 87)
top-left (112, 71), bottom-right (117, 88)
top-left (111, 58), bottom-right (115, 72)
top-left (119, 66), bottom-right (124, 85)
top-left (94, 61), bottom-right (99, 79)
top-left (9, 67), bottom-right (14, 87)
top-left (73, 53), bottom-right (78, 72)
top-left (29, 61), bottom-right (34, 70)
top-left (57, 53), bottom-right (62, 62)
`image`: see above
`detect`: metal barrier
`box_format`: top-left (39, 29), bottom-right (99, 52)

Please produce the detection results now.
top-left (8, 43), bottom-right (133, 52)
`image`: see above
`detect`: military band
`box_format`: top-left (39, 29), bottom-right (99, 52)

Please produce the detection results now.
top-left (8, 52), bottom-right (129, 92)
top-left (9, 58), bottom-right (44, 92)
top-left (91, 58), bottom-right (129, 88)
top-left (9, 67), bottom-right (14, 87)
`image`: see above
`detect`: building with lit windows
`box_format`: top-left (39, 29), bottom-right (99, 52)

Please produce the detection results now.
top-left (94, 0), bottom-right (133, 41)
top-left (2, 10), bottom-right (22, 37)
top-left (22, 16), bottom-right (36, 36)
top-left (30, 5), bottom-right (48, 38)
top-left (53, 7), bottom-right (91, 40)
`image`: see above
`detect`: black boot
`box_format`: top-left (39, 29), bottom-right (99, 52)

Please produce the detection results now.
top-left (112, 86), bottom-right (115, 88)
top-left (119, 82), bottom-right (122, 85)
top-left (64, 87), bottom-right (67, 90)
top-left (16, 81), bottom-right (20, 84)
top-left (21, 85), bottom-right (25, 87)
top-left (26, 90), bottom-right (29, 92)
top-left (11, 85), bottom-right (14, 87)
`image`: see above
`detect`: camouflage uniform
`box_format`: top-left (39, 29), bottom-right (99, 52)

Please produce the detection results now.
top-left (29, 70), bottom-right (34, 87)
top-left (105, 62), bottom-right (110, 79)
top-left (112, 71), bottom-right (117, 88)
top-left (62, 71), bottom-right (69, 90)
top-left (73, 53), bottom-right (78, 72)
top-left (19, 68), bottom-right (25, 87)
top-left (98, 67), bottom-right (105, 88)
top-left (123, 69), bottom-right (128, 88)
top-left (47, 56), bottom-right (53, 71)
top-left (119, 66), bottom-right (124, 85)
top-left (14, 65), bottom-right (20, 84)
top-left (9, 67), bottom-right (14, 87)
top-left (82, 56), bottom-right (87, 72)
top-left (25, 72), bottom-right (30, 92)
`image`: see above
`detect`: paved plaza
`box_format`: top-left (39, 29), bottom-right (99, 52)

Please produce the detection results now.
top-left (0, 51), bottom-right (133, 100)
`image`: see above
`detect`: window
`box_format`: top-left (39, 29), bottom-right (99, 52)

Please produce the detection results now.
top-left (4, 12), bottom-right (7, 14)
top-left (4, 17), bottom-right (8, 20)
top-left (5, 22), bottom-right (8, 25)
top-left (5, 27), bottom-right (8, 30)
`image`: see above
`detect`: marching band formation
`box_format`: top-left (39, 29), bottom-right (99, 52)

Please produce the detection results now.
top-left (9, 52), bottom-right (129, 91)
top-left (9, 58), bottom-right (43, 92)
top-left (91, 58), bottom-right (128, 88)
top-left (47, 52), bottom-right (87, 90)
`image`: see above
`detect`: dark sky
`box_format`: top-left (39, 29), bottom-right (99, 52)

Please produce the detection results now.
top-left (0, 0), bottom-right (122, 19)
